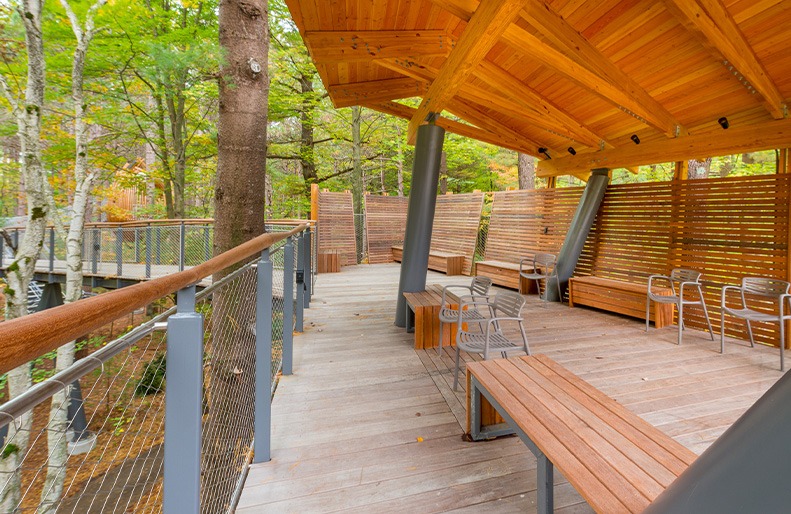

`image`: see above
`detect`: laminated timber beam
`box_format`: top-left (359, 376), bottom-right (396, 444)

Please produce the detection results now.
top-left (303, 30), bottom-right (453, 63)
top-left (406, 0), bottom-right (530, 144)
top-left (537, 118), bottom-right (791, 177)
top-left (328, 78), bottom-right (427, 108)
top-left (663, 0), bottom-right (786, 120)
top-left (431, 0), bottom-right (684, 137)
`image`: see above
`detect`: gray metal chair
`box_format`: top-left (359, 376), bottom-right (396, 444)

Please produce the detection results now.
top-left (720, 277), bottom-right (791, 371)
top-left (438, 276), bottom-right (493, 356)
top-left (519, 253), bottom-right (560, 303)
top-left (646, 268), bottom-right (715, 346)
top-left (452, 290), bottom-right (530, 391)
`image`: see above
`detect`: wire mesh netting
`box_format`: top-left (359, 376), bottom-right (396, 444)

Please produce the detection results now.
top-left (0, 240), bottom-right (297, 513)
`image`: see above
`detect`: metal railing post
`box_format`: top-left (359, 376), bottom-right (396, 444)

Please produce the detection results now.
top-left (282, 238), bottom-right (295, 376)
top-left (204, 226), bottom-right (211, 262)
top-left (145, 226), bottom-right (152, 278)
top-left (295, 233), bottom-right (304, 333)
top-left (91, 229), bottom-right (99, 274)
top-left (163, 285), bottom-right (203, 514)
top-left (304, 227), bottom-right (312, 307)
top-left (179, 221), bottom-right (186, 271)
top-left (48, 227), bottom-right (55, 273)
top-left (115, 226), bottom-right (123, 276)
top-left (254, 248), bottom-right (273, 463)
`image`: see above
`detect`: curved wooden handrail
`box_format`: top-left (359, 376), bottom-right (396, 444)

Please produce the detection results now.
top-left (0, 225), bottom-right (307, 375)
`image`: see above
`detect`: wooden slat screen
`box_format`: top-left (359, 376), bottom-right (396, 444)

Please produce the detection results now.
top-left (484, 188), bottom-right (584, 264)
top-left (576, 174), bottom-right (791, 349)
top-left (430, 193), bottom-right (485, 276)
top-left (317, 191), bottom-right (357, 266)
top-left (364, 195), bottom-right (408, 264)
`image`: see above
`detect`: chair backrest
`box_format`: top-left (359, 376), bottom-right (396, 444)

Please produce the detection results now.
top-left (534, 253), bottom-right (557, 274)
top-left (470, 276), bottom-right (493, 297)
top-left (493, 290), bottom-right (527, 318)
top-left (670, 268), bottom-right (702, 283)
top-left (741, 277), bottom-right (791, 297)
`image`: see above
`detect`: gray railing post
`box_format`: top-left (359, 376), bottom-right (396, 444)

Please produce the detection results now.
top-left (145, 226), bottom-right (152, 278)
top-left (254, 248), bottom-right (273, 463)
top-left (179, 221), bottom-right (186, 271)
top-left (204, 226), bottom-right (211, 262)
top-left (155, 226), bottom-right (161, 265)
top-left (304, 227), bottom-right (312, 307)
top-left (283, 237), bottom-right (295, 376)
top-left (163, 285), bottom-right (203, 514)
top-left (48, 227), bottom-right (55, 273)
top-left (295, 233), bottom-right (304, 333)
top-left (91, 229), bottom-right (99, 274)
top-left (115, 226), bottom-right (123, 276)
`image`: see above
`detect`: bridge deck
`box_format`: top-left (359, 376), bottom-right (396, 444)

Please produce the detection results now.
top-left (238, 264), bottom-right (784, 512)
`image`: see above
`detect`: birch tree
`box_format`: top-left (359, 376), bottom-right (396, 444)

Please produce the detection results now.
top-left (0, 0), bottom-right (48, 509)
top-left (38, 0), bottom-right (106, 509)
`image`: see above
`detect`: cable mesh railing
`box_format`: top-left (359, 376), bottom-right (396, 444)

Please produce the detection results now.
top-left (0, 228), bottom-right (307, 513)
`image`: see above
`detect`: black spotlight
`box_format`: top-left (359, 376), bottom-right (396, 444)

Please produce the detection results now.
top-left (538, 147), bottom-right (551, 159)
top-left (718, 116), bottom-right (729, 129)
top-left (568, 147), bottom-right (576, 155)
top-left (630, 134), bottom-right (640, 145)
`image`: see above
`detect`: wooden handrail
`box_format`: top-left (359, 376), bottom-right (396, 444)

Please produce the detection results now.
top-left (0, 225), bottom-right (307, 375)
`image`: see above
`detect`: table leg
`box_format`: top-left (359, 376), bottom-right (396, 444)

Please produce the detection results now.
top-left (537, 452), bottom-right (554, 514)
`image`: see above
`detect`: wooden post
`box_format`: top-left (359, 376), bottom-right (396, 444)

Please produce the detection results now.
top-left (310, 183), bottom-right (319, 223)
top-left (673, 161), bottom-right (688, 181)
top-left (546, 177), bottom-right (556, 188)
top-left (778, 148), bottom-right (789, 174)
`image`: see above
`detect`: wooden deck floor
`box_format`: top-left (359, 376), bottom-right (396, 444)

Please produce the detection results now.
top-left (237, 264), bottom-right (785, 513)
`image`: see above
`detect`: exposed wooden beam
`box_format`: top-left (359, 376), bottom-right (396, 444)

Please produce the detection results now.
top-left (431, 0), bottom-right (683, 137)
top-left (303, 30), bottom-right (453, 64)
top-left (406, 0), bottom-right (529, 144)
top-left (328, 78), bottom-right (427, 108)
top-left (365, 101), bottom-right (538, 156)
top-left (664, 0), bottom-right (785, 120)
top-left (537, 118), bottom-right (791, 177)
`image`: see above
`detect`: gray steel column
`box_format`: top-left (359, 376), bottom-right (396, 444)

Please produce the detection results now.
top-left (394, 123), bottom-right (445, 327)
top-left (304, 227), bottom-right (312, 307)
top-left (295, 233), bottom-right (304, 332)
top-left (254, 248), bottom-right (273, 463)
top-left (645, 370), bottom-right (791, 513)
top-left (282, 238), bottom-right (295, 375)
top-left (545, 168), bottom-right (609, 302)
top-left (163, 285), bottom-right (203, 514)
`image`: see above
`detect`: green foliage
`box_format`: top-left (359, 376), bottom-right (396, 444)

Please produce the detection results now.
top-left (135, 353), bottom-right (166, 397)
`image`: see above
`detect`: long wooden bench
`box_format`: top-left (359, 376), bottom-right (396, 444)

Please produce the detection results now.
top-left (402, 284), bottom-right (464, 349)
top-left (392, 245), bottom-right (464, 276)
top-left (475, 260), bottom-right (537, 294)
top-left (466, 355), bottom-right (697, 513)
top-left (569, 276), bottom-right (674, 328)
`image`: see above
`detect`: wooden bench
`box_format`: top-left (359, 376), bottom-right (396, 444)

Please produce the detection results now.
top-left (475, 260), bottom-right (537, 294)
top-left (392, 245), bottom-right (464, 276)
top-left (569, 276), bottom-right (674, 328)
top-left (317, 250), bottom-right (340, 273)
top-left (402, 284), bottom-right (464, 349)
top-left (466, 355), bottom-right (697, 513)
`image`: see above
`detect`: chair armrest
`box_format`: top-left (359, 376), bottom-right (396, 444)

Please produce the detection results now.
top-left (678, 280), bottom-right (703, 301)
top-left (720, 285), bottom-right (746, 310)
top-left (647, 274), bottom-right (671, 289)
top-left (442, 284), bottom-right (472, 305)
top-left (781, 293), bottom-right (791, 318)
top-left (519, 258), bottom-right (532, 274)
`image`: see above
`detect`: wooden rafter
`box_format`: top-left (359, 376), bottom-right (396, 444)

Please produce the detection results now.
top-left (303, 30), bottom-right (453, 63)
top-left (431, 0), bottom-right (683, 137)
top-left (663, 0), bottom-right (786, 119)
top-left (365, 101), bottom-right (538, 156)
top-left (537, 118), bottom-right (791, 177)
top-left (406, 0), bottom-right (529, 144)
top-left (328, 78), bottom-right (427, 108)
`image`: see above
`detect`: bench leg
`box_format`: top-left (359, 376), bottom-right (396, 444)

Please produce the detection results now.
top-left (537, 453), bottom-right (554, 514)
top-left (468, 376), bottom-right (515, 440)
top-left (405, 305), bottom-right (414, 333)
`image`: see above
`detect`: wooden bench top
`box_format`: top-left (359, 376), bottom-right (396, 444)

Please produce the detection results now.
top-left (475, 259), bottom-right (521, 270)
top-left (467, 355), bottom-right (697, 513)
top-left (392, 245), bottom-right (464, 259)
top-left (403, 283), bottom-right (461, 307)
top-left (570, 276), bottom-right (672, 296)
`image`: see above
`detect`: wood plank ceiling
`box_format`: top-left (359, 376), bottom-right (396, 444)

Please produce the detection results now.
top-left (284, 0), bottom-right (791, 178)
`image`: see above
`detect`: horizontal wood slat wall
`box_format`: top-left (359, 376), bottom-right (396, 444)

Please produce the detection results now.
top-left (364, 195), bottom-right (408, 263)
top-left (317, 191), bottom-right (357, 266)
top-left (484, 188), bottom-right (584, 264)
top-left (430, 193), bottom-right (485, 276)
top-left (576, 174), bottom-right (791, 349)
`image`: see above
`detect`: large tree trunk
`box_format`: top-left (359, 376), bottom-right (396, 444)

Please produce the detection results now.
top-left (439, 151), bottom-right (448, 194)
top-left (351, 106), bottom-right (363, 214)
top-left (518, 152), bottom-right (535, 189)
top-left (0, 0), bottom-right (47, 510)
top-left (208, 0), bottom-right (269, 506)
top-left (166, 81), bottom-right (187, 218)
top-left (688, 158), bottom-right (712, 180)
top-left (298, 74), bottom-right (317, 185)
top-left (395, 124), bottom-right (404, 197)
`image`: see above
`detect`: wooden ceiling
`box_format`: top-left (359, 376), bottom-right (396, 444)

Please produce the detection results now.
top-left (284, 0), bottom-right (791, 178)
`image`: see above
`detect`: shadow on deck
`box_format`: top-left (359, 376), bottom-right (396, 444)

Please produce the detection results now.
top-left (238, 264), bottom-right (784, 513)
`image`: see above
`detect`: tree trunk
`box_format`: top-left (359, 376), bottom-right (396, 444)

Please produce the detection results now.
top-left (0, 0), bottom-right (47, 510)
top-left (298, 74), bottom-right (317, 185)
top-left (351, 106), bottom-right (363, 214)
top-left (439, 151), bottom-right (447, 194)
top-left (688, 158), bottom-right (712, 179)
top-left (518, 152), bottom-right (535, 189)
top-left (166, 82), bottom-right (187, 218)
top-left (209, 0), bottom-right (269, 506)
top-left (396, 125), bottom-right (404, 196)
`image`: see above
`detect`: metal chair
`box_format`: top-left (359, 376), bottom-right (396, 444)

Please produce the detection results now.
top-left (646, 268), bottom-right (715, 346)
top-left (720, 277), bottom-right (791, 371)
top-left (452, 290), bottom-right (530, 391)
top-left (438, 276), bottom-right (493, 356)
top-left (519, 253), bottom-right (560, 303)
